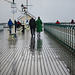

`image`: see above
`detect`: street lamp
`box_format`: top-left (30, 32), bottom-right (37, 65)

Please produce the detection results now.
top-left (5, 0), bottom-right (17, 23)
top-left (11, 0), bottom-right (17, 23)
top-left (11, 0), bottom-right (17, 33)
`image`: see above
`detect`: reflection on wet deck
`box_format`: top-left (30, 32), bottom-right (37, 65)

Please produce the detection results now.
top-left (0, 28), bottom-right (75, 75)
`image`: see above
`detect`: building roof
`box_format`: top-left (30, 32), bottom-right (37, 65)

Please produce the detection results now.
top-left (17, 11), bottom-right (36, 21)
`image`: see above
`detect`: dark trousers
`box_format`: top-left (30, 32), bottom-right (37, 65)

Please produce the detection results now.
top-left (9, 26), bottom-right (12, 34)
top-left (30, 27), bottom-right (35, 36)
top-left (15, 25), bottom-right (17, 33)
top-left (22, 25), bottom-right (24, 33)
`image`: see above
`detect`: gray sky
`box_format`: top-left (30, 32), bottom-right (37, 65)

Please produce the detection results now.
top-left (0, 0), bottom-right (75, 23)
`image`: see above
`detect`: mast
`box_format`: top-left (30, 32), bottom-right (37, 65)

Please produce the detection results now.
top-left (26, 0), bottom-right (28, 12)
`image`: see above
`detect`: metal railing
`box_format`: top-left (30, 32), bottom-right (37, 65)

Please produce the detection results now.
top-left (44, 23), bottom-right (75, 51)
top-left (0, 23), bottom-right (4, 31)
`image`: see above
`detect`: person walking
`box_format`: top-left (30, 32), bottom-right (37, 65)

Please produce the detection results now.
top-left (8, 19), bottom-right (13, 34)
top-left (17, 21), bottom-right (21, 28)
top-left (14, 20), bottom-right (17, 33)
top-left (36, 17), bottom-right (42, 37)
top-left (29, 17), bottom-right (36, 37)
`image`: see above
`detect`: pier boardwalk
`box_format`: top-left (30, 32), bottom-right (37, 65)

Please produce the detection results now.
top-left (0, 28), bottom-right (75, 75)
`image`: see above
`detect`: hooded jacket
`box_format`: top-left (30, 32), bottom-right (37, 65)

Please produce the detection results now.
top-left (36, 18), bottom-right (42, 32)
top-left (8, 20), bottom-right (13, 26)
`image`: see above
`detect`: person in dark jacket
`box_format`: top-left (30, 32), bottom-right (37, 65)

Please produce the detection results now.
top-left (56, 20), bottom-right (60, 24)
top-left (14, 20), bottom-right (17, 33)
top-left (71, 19), bottom-right (74, 24)
top-left (17, 21), bottom-right (21, 28)
top-left (8, 19), bottom-right (13, 34)
top-left (29, 17), bottom-right (36, 37)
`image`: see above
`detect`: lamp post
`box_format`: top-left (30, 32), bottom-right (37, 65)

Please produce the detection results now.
top-left (11, 0), bottom-right (17, 23)
top-left (11, 0), bottom-right (17, 33)
top-left (5, 0), bottom-right (17, 23)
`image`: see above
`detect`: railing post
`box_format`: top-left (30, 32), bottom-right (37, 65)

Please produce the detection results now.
top-left (72, 26), bottom-right (74, 50)
top-left (74, 26), bottom-right (75, 50)
top-left (69, 25), bottom-right (71, 48)
top-left (44, 23), bottom-right (75, 51)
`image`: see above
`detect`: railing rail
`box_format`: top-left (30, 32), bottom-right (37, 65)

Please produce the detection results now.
top-left (44, 23), bottom-right (75, 51)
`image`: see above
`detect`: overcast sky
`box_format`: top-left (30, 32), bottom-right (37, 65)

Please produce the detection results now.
top-left (0, 0), bottom-right (75, 23)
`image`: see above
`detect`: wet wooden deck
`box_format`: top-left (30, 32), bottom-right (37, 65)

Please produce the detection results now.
top-left (0, 28), bottom-right (75, 75)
